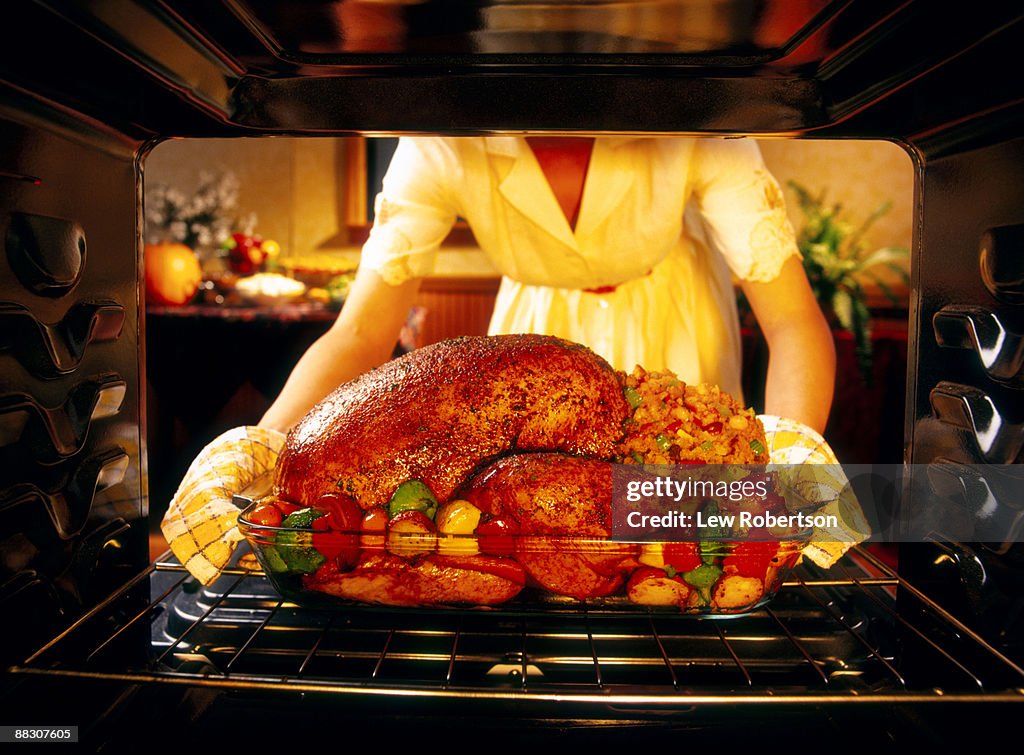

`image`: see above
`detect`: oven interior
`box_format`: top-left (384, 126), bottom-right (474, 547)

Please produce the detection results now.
top-left (2, 0), bottom-right (1023, 745)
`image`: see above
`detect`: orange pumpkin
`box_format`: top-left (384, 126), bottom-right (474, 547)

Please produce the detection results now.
top-left (145, 242), bottom-right (202, 306)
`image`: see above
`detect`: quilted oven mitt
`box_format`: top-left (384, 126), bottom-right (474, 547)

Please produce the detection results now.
top-left (760, 415), bottom-right (871, 568)
top-left (161, 426), bottom-right (286, 585)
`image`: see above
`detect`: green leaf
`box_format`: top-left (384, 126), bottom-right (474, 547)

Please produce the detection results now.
top-left (845, 200), bottom-right (893, 252)
top-left (852, 295), bottom-right (872, 335)
top-left (831, 289), bottom-right (854, 331)
top-left (805, 242), bottom-right (832, 265)
top-left (787, 180), bottom-right (819, 214)
top-left (851, 297), bottom-right (874, 385)
top-left (858, 246), bottom-right (909, 272)
top-left (786, 181), bottom-right (906, 360)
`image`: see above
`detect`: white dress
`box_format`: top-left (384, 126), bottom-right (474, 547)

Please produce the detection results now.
top-left (359, 136), bottom-right (799, 399)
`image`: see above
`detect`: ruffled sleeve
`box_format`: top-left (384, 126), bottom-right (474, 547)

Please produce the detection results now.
top-left (359, 138), bottom-right (460, 286)
top-left (689, 139), bottom-right (800, 283)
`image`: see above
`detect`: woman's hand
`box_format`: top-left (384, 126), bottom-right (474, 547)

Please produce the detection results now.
top-left (259, 267), bottom-right (422, 433)
top-left (741, 255), bottom-right (836, 434)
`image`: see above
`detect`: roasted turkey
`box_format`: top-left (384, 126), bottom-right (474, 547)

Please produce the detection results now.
top-left (274, 334), bottom-right (630, 509)
top-left (262, 334), bottom-right (782, 611)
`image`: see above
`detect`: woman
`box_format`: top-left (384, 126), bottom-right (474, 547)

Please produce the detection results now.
top-left (260, 135), bottom-right (835, 433)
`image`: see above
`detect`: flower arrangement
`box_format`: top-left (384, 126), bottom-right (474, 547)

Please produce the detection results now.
top-left (144, 170), bottom-right (256, 254)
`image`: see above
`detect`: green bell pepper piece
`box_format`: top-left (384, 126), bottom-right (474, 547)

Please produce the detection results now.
top-left (624, 386), bottom-right (643, 410)
top-left (280, 508), bottom-right (326, 529)
top-left (683, 562), bottom-right (724, 606)
top-left (388, 480), bottom-right (438, 519)
top-left (276, 530), bottom-right (326, 574)
top-left (260, 544), bottom-right (289, 574)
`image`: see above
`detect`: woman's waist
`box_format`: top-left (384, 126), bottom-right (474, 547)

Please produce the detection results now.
top-left (495, 255), bottom-right (669, 293)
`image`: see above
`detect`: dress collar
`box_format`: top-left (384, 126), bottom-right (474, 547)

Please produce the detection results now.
top-left (485, 136), bottom-right (638, 249)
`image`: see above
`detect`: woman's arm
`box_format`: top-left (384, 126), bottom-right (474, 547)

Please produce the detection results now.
top-left (688, 139), bottom-right (835, 432)
top-left (260, 138), bottom-right (461, 433)
top-left (740, 255), bottom-right (836, 433)
top-left (259, 267), bottom-right (423, 433)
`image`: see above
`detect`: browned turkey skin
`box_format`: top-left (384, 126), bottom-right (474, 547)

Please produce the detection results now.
top-left (274, 334), bottom-right (631, 510)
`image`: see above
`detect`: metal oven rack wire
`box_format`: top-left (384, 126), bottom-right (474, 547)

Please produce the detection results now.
top-left (7, 545), bottom-right (1024, 740)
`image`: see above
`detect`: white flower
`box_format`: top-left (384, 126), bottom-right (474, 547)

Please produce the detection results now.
top-left (143, 170), bottom-right (255, 250)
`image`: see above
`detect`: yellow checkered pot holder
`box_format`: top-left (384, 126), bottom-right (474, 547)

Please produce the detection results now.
top-left (760, 415), bottom-right (870, 568)
top-left (161, 426), bottom-right (286, 584)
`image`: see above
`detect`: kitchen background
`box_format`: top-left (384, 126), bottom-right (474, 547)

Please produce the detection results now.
top-left (145, 137), bottom-right (913, 280)
top-left (143, 137), bottom-right (914, 554)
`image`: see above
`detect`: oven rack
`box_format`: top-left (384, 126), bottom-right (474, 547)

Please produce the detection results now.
top-left (9, 546), bottom-right (1024, 710)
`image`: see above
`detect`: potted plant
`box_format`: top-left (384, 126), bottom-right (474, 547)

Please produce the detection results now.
top-left (786, 180), bottom-right (910, 384)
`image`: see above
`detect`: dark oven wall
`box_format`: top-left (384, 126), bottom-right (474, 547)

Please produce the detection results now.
top-left (900, 133), bottom-right (1024, 655)
top-left (0, 0), bottom-right (244, 665)
top-left (0, 98), bottom-right (147, 666)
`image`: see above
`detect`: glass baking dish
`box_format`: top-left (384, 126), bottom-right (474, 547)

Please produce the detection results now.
top-left (237, 497), bottom-right (808, 616)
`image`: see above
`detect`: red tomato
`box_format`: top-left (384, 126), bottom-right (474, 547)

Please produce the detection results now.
top-left (663, 542), bottom-right (702, 572)
top-left (316, 492), bottom-right (362, 532)
top-left (270, 498), bottom-right (303, 516)
top-left (247, 502), bottom-right (282, 527)
top-left (475, 516), bottom-right (517, 557)
top-left (723, 541), bottom-right (779, 579)
top-left (360, 508), bottom-right (388, 552)
top-left (311, 512), bottom-right (360, 569)
top-left (361, 508), bottom-right (388, 531)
